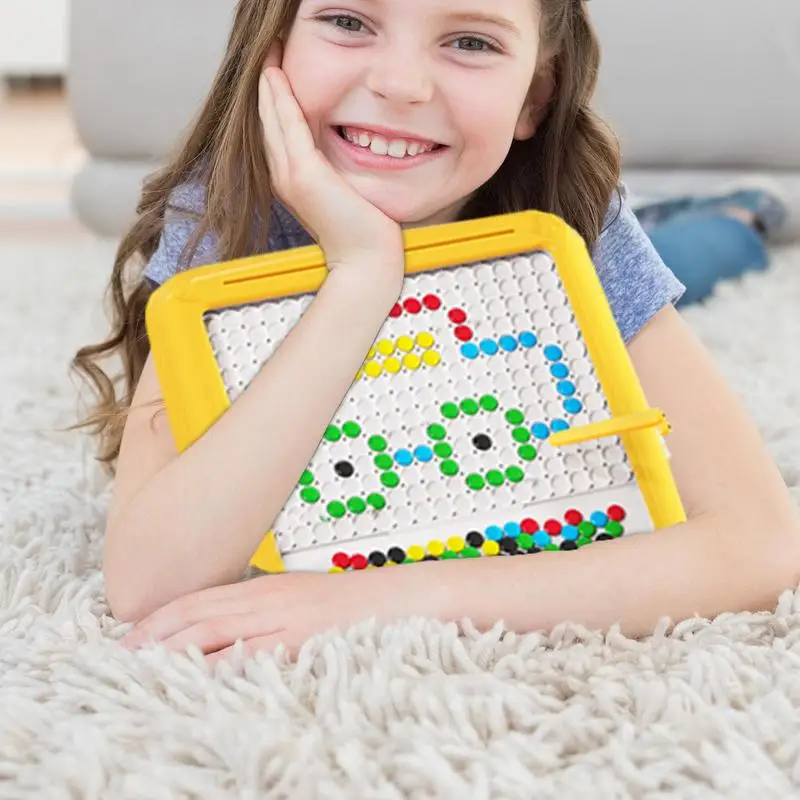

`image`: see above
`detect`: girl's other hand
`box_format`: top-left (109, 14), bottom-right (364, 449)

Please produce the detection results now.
top-left (259, 41), bottom-right (405, 279)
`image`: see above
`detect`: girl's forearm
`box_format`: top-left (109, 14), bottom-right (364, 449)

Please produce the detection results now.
top-left (435, 513), bottom-right (800, 639)
top-left (107, 264), bottom-right (403, 620)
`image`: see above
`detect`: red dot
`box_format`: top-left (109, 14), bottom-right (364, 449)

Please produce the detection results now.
top-left (564, 509), bottom-right (583, 526)
top-left (389, 303), bottom-right (402, 318)
top-left (423, 294), bottom-right (441, 310)
top-left (350, 554), bottom-right (368, 570)
top-left (454, 325), bottom-right (473, 342)
top-left (448, 308), bottom-right (467, 324)
top-left (607, 505), bottom-right (626, 522)
top-left (521, 518), bottom-right (539, 534)
top-left (544, 519), bottom-right (562, 536)
top-left (332, 552), bottom-right (351, 569)
top-left (403, 298), bottom-right (422, 314)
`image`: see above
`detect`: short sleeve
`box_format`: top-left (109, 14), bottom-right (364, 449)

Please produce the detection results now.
top-left (142, 181), bottom-right (220, 286)
top-left (590, 186), bottom-right (686, 343)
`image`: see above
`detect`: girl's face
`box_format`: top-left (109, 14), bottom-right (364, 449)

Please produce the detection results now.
top-left (282, 0), bottom-right (543, 227)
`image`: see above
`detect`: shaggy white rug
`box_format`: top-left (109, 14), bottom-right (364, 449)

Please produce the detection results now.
top-left (1, 233), bottom-right (800, 799)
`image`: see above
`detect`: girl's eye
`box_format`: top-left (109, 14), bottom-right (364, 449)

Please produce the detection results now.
top-left (320, 14), bottom-right (365, 33)
top-left (451, 36), bottom-right (499, 54)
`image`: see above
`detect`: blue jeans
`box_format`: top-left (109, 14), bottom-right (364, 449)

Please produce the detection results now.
top-left (636, 206), bottom-right (769, 307)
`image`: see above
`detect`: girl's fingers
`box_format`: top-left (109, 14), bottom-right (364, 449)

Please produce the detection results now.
top-left (258, 72), bottom-right (287, 177)
top-left (266, 70), bottom-right (317, 159)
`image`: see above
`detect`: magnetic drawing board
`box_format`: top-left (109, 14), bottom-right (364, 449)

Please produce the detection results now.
top-left (145, 210), bottom-right (686, 574)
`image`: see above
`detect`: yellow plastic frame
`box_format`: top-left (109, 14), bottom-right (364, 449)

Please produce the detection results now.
top-left (146, 210), bottom-right (687, 573)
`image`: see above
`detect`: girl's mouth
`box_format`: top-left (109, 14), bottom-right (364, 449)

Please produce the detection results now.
top-left (334, 125), bottom-right (445, 160)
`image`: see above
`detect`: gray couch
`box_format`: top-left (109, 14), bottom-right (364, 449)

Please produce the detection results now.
top-left (67, 0), bottom-right (800, 240)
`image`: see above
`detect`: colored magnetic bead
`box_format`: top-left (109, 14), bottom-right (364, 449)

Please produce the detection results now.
top-left (377, 339), bottom-right (395, 355)
top-left (324, 425), bottom-right (341, 442)
top-left (480, 339), bottom-right (499, 356)
top-left (518, 445), bottom-right (537, 461)
top-left (299, 470), bottom-right (314, 486)
top-left (368, 551), bottom-right (387, 567)
top-left (334, 461), bottom-right (355, 478)
top-left (466, 474), bottom-right (485, 490)
top-left (561, 525), bottom-right (579, 541)
top-left (461, 343), bottom-right (479, 359)
top-left (387, 547), bottom-right (406, 563)
top-left (521, 518), bottom-right (539, 534)
top-left (364, 362), bottom-right (382, 378)
top-left (518, 331), bottom-right (537, 348)
top-left (328, 501), bottom-right (346, 518)
top-left (544, 519), bottom-right (562, 536)
top-left (544, 345), bottom-right (563, 361)
top-left (550, 363), bottom-right (569, 379)
top-left (482, 541), bottom-right (501, 557)
top-left (416, 332), bottom-right (435, 349)
top-left (512, 427), bottom-right (531, 443)
top-left (505, 467), bottom-right (524, 483)
top-left (466, 531), bottom-right (485, 548)
top-left (427, 540), bottom-right (445, 557)
top-left (423, 294), bottom-right (441, 310)
top-left (384, 358), bottom-right (401, 374)
top-left (551, 419), bottom-right (570, 433)
top-left (434, 443), bottom-right (453, 458)
top-left (499, 335), bottom-right (518, 352)
top-left (499, 537), bottom-right (518, 554)
top-left (422, 555), bottom-right (438, 562)
top-left (531, 423), bottom-right (550, 440)
top-left (440, 460), bottom-right (459, 477)
top-left (533, 531), bottom-right (550, 548)
top-left (560, 541), bottom-right (578, 551)
top-left (479, 395), bottom-right (499, 411)
top-left (447, 536), bottom-right (465, 552)
top-left (605, 521), bottom-right (624, 537)
top-left (505, 409), bottom-right (525, 425)
top-left (403, 354), bottom-right (421, 370)
top-left (578, 521), bottom-right (596, 537)
top-left (596, 533), bottom-right (613, 541)
top-left (472, 434), bottom-right (492, 451)
top-left (423, 351), bottom-right (441, 366)
top-left (607, 504), bottom-right (626, 522)
top-left (343, 421), bottom-right (361, 438)
top-left (448, 308), bottom-right (467, 324)
top-left (329, 566), bottom-right (344, 574)
top-left (565, 509), bottom-right (583, 526)
top-left (397, 336), bottom-right (415, 352)
top-left (462, 547), bottom-right (480, 558)
top-left (504, 522), bottom-right (521, 537)
top-left (414, 446), bottom-right (433, 462)
top-left (441, 551), bottom-right (458, 560)
top-left (590, 511), bottom-right (609, 527)
top-left (455, 326), bottom-right (473, 342)
top-left (351, 554), bottom-right (368, 570)
top-left (485, 526), bottom-right (503, 541)
top-left (403, 298), bottom-right (422, 314)
top-left (557, 381), bottom-right (577, 397)
top-left (367, 494), bottom-right (386, 510)
top-left (564, 398), bottom-right (583, 414)
top-left (381, 472), bottom-right (400, 488)
top-left (460, 399), bottom-right (479, 415)
top-left (369, 435), bottom-right (388, 452)
top-left (332, 552), bottom-right (351, 569)
top-left (347, 497), bottom-right (366, 514)
top-left (375, 454), bottom-right (393, 470)
top-left (389, 303), bottom-right (402, 317)
top-left (487, 470), bottom-right (504, 487)
top-left (517, 533), bottom-right (534, 550)
top-left (428, 424), bottom-right (447, 440)
top-left (394, 449), bottom-right (413, 467)
top-left (301, 487), bottom-right (321, 504)
top-left (442, 402), bottom-right (459, 419)
top-left (407, 545), bottom-right (425, 561)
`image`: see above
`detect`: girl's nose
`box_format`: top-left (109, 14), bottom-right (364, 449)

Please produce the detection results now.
top-left (365, 51), bottom-right (434, 104)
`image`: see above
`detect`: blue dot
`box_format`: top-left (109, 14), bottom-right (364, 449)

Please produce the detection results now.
top-left (564, 398), bottom-right (583, 414)
top-left (550, 363), bottom-right (569, 379)
top-left (480, 339), bottom-right (499, 356)
top-left (504, 522), bottom-right (521, 537)
top-left (395, 449), bottom-right (413, 466)
top-left (561, 525), bottom-right (579, 541)
top-left (550, 419), bottom-right (570, 433)
top-left (557, 381), bottom-right (577, 397)
top-left (533, 531), bottom-right (550, 548)
top-left (519, 331), bottom-right (537, 348)
top-left (544, 345), bottom-right (563, 361)
top-left (590, 511), bottom-right (608, 527)
top-left (485, 526), bottom-right (504, 541)
top-left (499, 336), bottom-right (518, 352)
top-left (461, 343), bottom-right (479, 359)
top-left (531, 422), bottom-right (550, 440)
top-left (414, 446), bottom-right (433, 463)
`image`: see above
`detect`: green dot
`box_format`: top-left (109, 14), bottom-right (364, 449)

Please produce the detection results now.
top-left (505, 409), bottom-right (524, 425)
top-left (486, 470), bottom-right (504, 487)
top-left (347, 497), bottom-right (366, 514)
top-left (462, 547), bottom-right (480, 558)
top-left (577, 537), bottom-right (593, 548)
top-left (327, 501), bottom-right (346, 518)
top-left (544, 543), bottom-right (559, 551)
top-left (367, 493), bottom-right (386, 510)
top-left (440, 460), bottom-right (459, 477)
top-left (299, 470), bottom-right (314, 486)
top-left (512, 427), bottom-right (530, 443)
top-left (324, 425), bottom-right (341, 442)
top-left (369, 435), bottom-right (387, 452)
top-left (606, 521), bottom-right (624, 537)
top-left (480, 395), bottom-right (498, 411)
top-left (518, 533), bottom-right (534, 550)
top-left (343, 421), bottom-right (361, 438)
top-left (441, 403), bottom-right (459, 419)
top-left (578, 521), bottom-right (596, 537)
top-left (381, 472), bottom-right (400, 488)
top-left (374, 454), bottom-right (393, 470)
top-left (466, 474), bottom-right (485, 491)
top-left (441, 550), bottom-right (458, 560)
top-left (434, 442), bottom-right (453, 459)
top-left (428, 424), bottom-right (447, 441)
top-left (506, 466), bottom-right (524, 483)
top-left (518, 444), bottom-right (538, 461)
top-left (460, 399), bottom-right (479, 416)
top-left (300, 487), bottom-right (320, 504)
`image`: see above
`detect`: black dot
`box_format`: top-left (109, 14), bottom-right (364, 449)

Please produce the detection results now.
top-left (334, 460), bottom-right (355, 478)
top-left (472, 434), bottom-right (492, 451)
top-left (368, 551), bottom-right (387, 567)
top-left (596, 534), bottom-right (612, 541)
top-left (466, 531), bottom-right (484, 548)
top-left (422, 555), bottom-right (438, 561)
top-left (499, 536), bottom-right (518, 554)
top-left (530, 547), bottom-right (542, 554)
top-left (388, 546), bottom-right (406, 563)
top-left (560, 541), bottom-right (578, 551)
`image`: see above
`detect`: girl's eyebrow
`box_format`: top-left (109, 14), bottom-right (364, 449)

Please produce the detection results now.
top-left (441, 11), bottom-right (522, 38)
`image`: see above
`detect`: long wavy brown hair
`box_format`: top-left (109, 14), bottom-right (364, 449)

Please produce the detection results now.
top-left (70, 0), bottom-right (620, 474)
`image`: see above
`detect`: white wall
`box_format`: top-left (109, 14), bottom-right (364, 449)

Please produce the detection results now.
top-left (0, 0), bottom-right (69, 76)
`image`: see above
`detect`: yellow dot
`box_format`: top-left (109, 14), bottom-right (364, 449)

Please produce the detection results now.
top-left (364, 361), bottom-right (382, 378)
top-left (377, 339), bottom-right (395, 356)
top-left (447, 536), bottom-right (465, 553)
top-left (384, 560), bottom-right (396, 567)
top-left (427, 540), bottom-right (445, 557)
top-left (482, 541), bottom-right (500, 557)
top-left (329, 566), bottom-right (344, 574)
top-left (403, 354), bottom-right (421, 370)
top-left (355, 370), bottom-right (364, 381)
top-left (397, 336), bottom-right (415, 352)
top-left (384, 358), bottom-right (401, 374)
top-left (407, 545), bottom-right (425, 561)
top-left (416, 332), bottom-right (435, 349)
top-left (423, 350), bottom-right (441, 367)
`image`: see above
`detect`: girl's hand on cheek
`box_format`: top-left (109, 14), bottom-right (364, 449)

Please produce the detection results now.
top-left (120, 563), bottom-right (450, 663)
top-left (259, 41), bottom-right (404, 279)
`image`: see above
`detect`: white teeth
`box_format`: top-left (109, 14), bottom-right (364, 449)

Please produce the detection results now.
top-left (341, 126), bottom-right (437, 158)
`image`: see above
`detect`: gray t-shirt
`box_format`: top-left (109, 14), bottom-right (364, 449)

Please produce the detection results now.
top-left (143, 180), bottom-right (685, 343)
